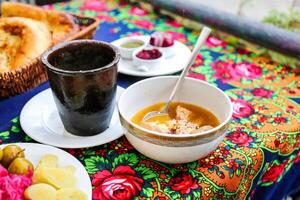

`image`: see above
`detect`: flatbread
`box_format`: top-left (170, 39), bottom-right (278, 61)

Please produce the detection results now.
top-left (0, 17), bottom-right (52, 72)
top-left (1, 2), bottom-right (78, 43)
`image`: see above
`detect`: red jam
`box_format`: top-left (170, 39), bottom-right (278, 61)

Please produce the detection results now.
top-left (136, 49), bottom-right (162, 60)
top-left (150, 32), bottom-right (174, 47)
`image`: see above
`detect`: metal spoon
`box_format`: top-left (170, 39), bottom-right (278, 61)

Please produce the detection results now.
top-left (143, 27), bottom-right (212, 121)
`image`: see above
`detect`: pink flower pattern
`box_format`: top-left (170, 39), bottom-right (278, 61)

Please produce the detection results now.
top-left (233, 62), bottom-right (263, 79)
top-left (212, 61), bottom-right (263, 82)
top-left (232, 99), bottom-right (254, 119)
top-left (82, 1), bottom-right (108, 12)
top-left (251, 88), bottom-right (273, 98)
top-left (227, 131), bottom-right (253, 147)
top-left (205, 36), bottom-right (227, 48)
top-left (129, 7), bottom-right (148, 16)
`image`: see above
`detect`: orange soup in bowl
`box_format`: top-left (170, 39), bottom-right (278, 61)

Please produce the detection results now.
top-left (132, 102), bottom-right (219, 135)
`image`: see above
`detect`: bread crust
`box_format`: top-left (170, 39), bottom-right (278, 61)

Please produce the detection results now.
top-left (2, 2), bottom-right (78, 43)
top-left (0, 17), bottom-right (52, 72)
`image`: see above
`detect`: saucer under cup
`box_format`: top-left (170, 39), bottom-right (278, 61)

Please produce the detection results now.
top-left (20, 87), bottom-right (125, 148)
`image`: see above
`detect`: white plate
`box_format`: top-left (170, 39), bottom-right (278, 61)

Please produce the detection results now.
top-left (20, 86), bottom-right (125, 149)
top-left (111, 36), bottom-right (191, 77)
top-left (0, 143), bottom-right (92, 199)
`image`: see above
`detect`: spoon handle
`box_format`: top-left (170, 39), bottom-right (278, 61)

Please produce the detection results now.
top-left (163, 27), bottom-right (211, 112)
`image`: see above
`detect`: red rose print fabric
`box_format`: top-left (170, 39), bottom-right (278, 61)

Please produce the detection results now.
top-left (168, 173), bottom-right (198, 194)
top-left (92, 166), bottom-right (143, 200)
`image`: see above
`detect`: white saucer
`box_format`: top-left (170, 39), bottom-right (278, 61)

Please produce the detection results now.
top-left (20, 86), bottom-right (125, 149)
top-left (111, 36), bottom-right (191, 77)
top-left (0, 143), bottom-right (92, 199)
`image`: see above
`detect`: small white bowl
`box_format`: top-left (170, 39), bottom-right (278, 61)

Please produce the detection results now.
top-left (118, 76), bottom-right (233, 164)
top-left (132, 48), bottom-right (164, 72)
top-left (149, 44), bottom-right (176, 58)
top-left (116, 37), bottom-right (146, 59)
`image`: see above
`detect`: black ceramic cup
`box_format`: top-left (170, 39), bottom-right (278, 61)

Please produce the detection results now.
top-left (42, 40), bottom-right (120, 136)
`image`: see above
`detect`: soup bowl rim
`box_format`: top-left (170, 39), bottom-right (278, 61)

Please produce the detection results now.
top-left (118, 76), bottom-right (233, 139)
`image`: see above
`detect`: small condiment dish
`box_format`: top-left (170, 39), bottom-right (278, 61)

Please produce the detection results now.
top-left (132, 48), bottom-right (164, 72)
top-left (118, 76), bottom-right (233, 164)
top-left (116, 37), bottom-right (146, 59)
top-left (149, 44), bottom-right (175, 58)
top-left (149, 32), bottom-right (176, 58)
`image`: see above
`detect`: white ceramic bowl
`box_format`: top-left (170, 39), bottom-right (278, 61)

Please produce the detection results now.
top-left (116, 37), bottom-right (146, 59)
top-left (118, 76), bottom-right (233, 164)
top-left (132, 48), bottom-right (164, 72)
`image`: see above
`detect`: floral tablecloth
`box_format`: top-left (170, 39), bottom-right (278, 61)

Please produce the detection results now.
top-left (1, 1), bottom-right (300, 199)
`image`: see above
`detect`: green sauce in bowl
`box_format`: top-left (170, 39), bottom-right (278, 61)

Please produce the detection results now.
top-left (121, 41), bottom-right (144, 48)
